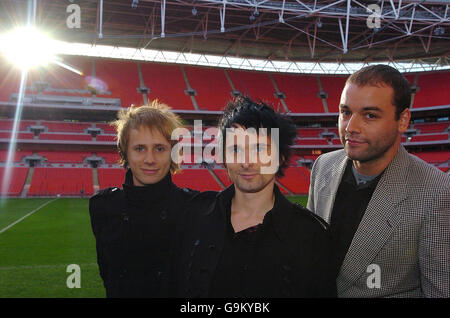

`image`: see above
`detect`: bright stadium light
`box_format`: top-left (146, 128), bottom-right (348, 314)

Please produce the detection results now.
top-left (0, 26), bottom-right (58, 70)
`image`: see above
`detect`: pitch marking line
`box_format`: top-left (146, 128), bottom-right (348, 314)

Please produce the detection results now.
top-left (0, 198), bottom-right (58, 235)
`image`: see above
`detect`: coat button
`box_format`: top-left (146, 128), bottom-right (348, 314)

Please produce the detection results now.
top-left (121, 213), bottom-right (129, 222)
top-left (160, 210), bottom-right (167, 220)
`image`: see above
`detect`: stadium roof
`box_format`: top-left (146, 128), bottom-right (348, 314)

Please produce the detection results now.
top-left (0, 0), bottom-right (449, 73)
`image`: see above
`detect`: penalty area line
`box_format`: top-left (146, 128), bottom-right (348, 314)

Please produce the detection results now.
top-left (0, 198), bottom-right (58, 235)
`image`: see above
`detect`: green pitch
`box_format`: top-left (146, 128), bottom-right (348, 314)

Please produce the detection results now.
top-left (0, 195), bottom-right (308, 298)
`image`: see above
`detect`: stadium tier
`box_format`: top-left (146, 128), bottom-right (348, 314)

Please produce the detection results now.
top-left (184, 66), bottom-right (232, 111)
top-left (98, 168), bottom-right (126, 189)
top-left (140, 63), bottom-right (194, 110)
top-left (96, 135), bottom-right (116, 142)
top-left (297, 128), bottom-right (325, 138)
top-left (213, 169), bottom-right (233, 188)
top-left (0, 166), bottom-right (28, 196)
top-left (277, 167), bottom-right (311, 195)
top-left (413, 122), bottom-right (449, 134)
top-left (272, 73), bottom-right (324, 113)
top-left (0, 150), bottom-right (32, 162)
top-left (38, 133), bottom-right (93, 141)
top-left (411, 150), bottom-right (450, 165)
top-left (227, 70), bottom-right (280, 107)
top-left (40, 121), bottom-right (91, 133)
top-left (37, 151), bottom-right (92, 163)
top-left (28, 167), bottom-right (93, 196)
top-left (409, 133), bottom-right (449, 142)
top-left (413, 72), bottom-right (450, 108)
top-left (0, 132), bottom-right (34, 139)
top-left (319, 76), bottom-right (348, 113)
top-left (172, 169), bottom-right (223, 191)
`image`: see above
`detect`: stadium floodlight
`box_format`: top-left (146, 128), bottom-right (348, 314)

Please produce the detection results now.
top-left (0, 26), bottom-right (58, 70)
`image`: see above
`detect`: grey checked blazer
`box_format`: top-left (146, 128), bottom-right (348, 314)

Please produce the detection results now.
top-left (307, 146), bottom-right (450, 298)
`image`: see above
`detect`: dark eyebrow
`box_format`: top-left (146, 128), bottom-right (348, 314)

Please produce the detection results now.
top-left (339, 104), bottom-right (383, 112)
top-left (362, 106), bottom-right (383, 112)
top-left (153, 143), bottom-right (167, 148)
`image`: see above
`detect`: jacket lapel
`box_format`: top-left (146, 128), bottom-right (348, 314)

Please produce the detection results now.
top-left (316, 152), bottom-right (348, 224)
top-left (337, 146), bottom-right (410, 294)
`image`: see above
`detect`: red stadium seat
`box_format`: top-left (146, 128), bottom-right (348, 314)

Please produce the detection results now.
top-left (0, 167), bottom-right (28, 195)
top-left (272, 74), bottom-right (324, 113)
top-left (185, 66), bottom-right (231, 111)
top-left (320, 76), bottom-right (348, 112)
top-left (39, 133), bottom-right (92, 141)
top-left (277, 166), bottom-right (311, 195)
top-left (28, 167), bottom-right (93, 196)
top-left (410, 133), bottom-right (449, 142)
top-left (140, 63), bottom-right (194, 110)
top-left (413, 72), bottom-right (450, 108)
top-left (228, 70), bottom-right (280, 108)
top-left (172, 169), bottom-right (223, 191)
top-left (98, 168), bottom-right (126, 189)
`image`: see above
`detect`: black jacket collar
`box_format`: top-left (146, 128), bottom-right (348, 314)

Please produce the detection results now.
top-left (122, 169), bottom-right (174, 207)
top-left (213, 183), bottom-right (294, 242)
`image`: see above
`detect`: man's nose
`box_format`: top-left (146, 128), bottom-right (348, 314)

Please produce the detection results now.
top-left (144, 151), bottom-right (155, 164)
top-left (345, 114), bottom-right (361, 134)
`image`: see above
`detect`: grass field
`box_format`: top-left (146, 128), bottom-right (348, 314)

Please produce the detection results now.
top-left (0, 195), bottom-right (308, 298)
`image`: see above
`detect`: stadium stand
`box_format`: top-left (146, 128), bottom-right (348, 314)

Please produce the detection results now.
top-left (227, 70), bottom-right (280, 108)
top-left (213, 169), bottom-right (232, 187)
top-left (277, 166), bottom-right (311, 194)
top-left (0, 132), bottom-right (34, 139)
top-left (409, 133), bottom-right (449, 142)
top-left (98, 168), bottom-right (126, 189)
top-left (41, 121), bottom-right (92, 133)
top-left (0, 167), bottom-right (28, 195)
top-left (28, 167), bottom-right (93, 196)
top-left (184, 66), bottom-right (232, 111)
top-left (411, 150), bottom-right (450, 165)
top-left (320, 76), bottom-right (348, 113)
top-left (413, 72), bottom-right (450, 108)
top-left (272, 74), bottom-right (323, 113)
top-left (140, 63), bottom-right (194, 110)
top-left (413, 122), bottom-right (449, 134)
top-left (96, 135), bottom-right (117, 142)
top-left (0, 150), bottom-right (32, 162)
top-left (94, 58), bottom-right (142, 108)
top-left (37, 151), bottom-right (91, 163)
top-left (38, 133), bottom-right (92, 141)
top-left (172, 169), bottom-right (223, 191)
top-left (295, 138), bottom-right (329, 145)
top-left (95, 123), bottom-right (117, 134)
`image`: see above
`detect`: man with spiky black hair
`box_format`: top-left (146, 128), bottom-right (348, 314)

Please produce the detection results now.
top-left (172, 96), bottom-right (336, 298)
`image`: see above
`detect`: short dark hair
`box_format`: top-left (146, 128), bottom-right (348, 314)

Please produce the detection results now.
top-left (218, 96), bottom-right (297, 177)
top-left (346, 65), bottom-right (411, 119)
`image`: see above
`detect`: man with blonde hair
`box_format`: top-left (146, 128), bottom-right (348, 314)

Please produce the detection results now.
top-left (89, 100), bottom-right (198, 298)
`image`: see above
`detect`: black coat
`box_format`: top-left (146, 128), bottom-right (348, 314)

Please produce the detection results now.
top-left (172, 184), bottom-right (337, 298)
top-left (89, 169), bottom-right (198, 298)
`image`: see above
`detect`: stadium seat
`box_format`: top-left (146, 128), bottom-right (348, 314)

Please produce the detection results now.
top-left (277, 167), bottom-right (311, 195)
top-left (140, 63), bottom-right (194, 110)
top-left (94, 58), bottom-right (142, 108)
top-left (98, 168), bottom-right (126, 189)
top-left (28, 167), bottom-right (93, 196)
top-left (184, 66), bottom-right (231, 111)
top-left (0, 167), bottom-right (28, 195)
top-left (172, 169), bottom-right (223, 191)
top-left (272, 73), bottom-right (324, 113)
top-left (413, 72), bottom-right (450, 108)
top-left (227, 70), bottom-right (280, 108)
top-left (320, 76), bottom-right (348, 113)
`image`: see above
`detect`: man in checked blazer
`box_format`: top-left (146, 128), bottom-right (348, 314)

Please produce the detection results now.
top-left (307, 65), bottom-right (450, 298)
